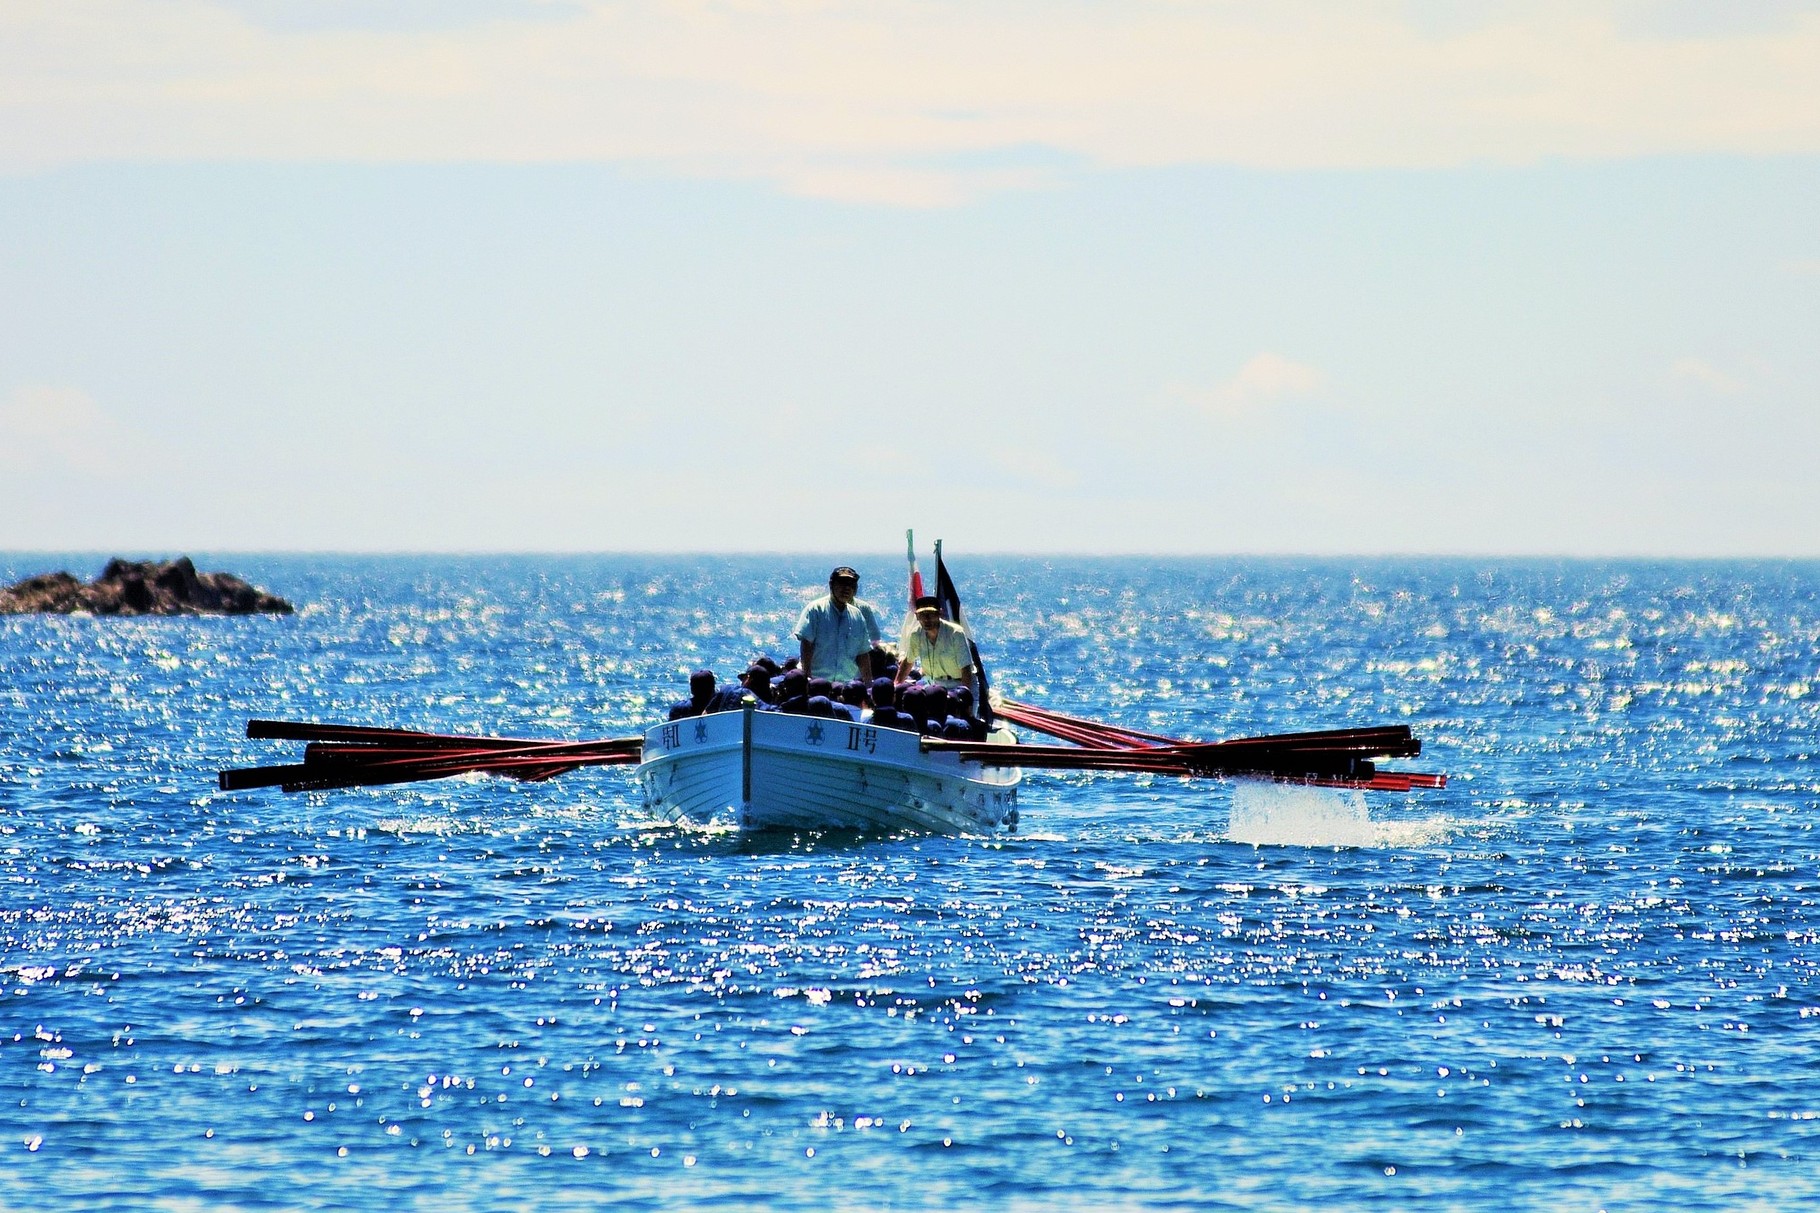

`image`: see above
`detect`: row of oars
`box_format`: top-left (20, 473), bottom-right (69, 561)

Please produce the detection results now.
top-left (993, 699), bottom-right (1181, 749)
top-left (217, 720), bottom-right (643, 794)
top-left (219, 702), bottom-right (1443, 796)
top-left (960, 699), bottom-right (1445, 791)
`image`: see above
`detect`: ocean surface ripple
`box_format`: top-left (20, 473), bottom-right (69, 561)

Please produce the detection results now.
top-left (3, 555), bottom-right (1819, 1209)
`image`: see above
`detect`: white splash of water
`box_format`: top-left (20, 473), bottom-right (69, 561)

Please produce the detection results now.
top-left (1225, 781), bottom-right (1457, 848)
top-left (1226, 781), bottom-right (1378, 848)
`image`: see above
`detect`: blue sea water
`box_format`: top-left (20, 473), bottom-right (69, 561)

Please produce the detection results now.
top-left (3, 553), bottom-right (1819, 1210)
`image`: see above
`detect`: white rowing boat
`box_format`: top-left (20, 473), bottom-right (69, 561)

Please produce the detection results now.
top-left (638, 701), bottom-right (1021, 833)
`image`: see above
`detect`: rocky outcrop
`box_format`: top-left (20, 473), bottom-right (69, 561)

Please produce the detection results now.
top-left (0, 557), bottom-right (294, 616)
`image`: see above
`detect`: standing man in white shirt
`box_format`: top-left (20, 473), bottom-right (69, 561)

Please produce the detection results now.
top-left (794, 566), bottom-right (883, 682)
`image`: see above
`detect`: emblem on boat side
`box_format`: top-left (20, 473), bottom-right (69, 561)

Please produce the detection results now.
top-left (805, 721), bottom-right (825, 745)
top-left (693, 720), bottom-right (707, 744)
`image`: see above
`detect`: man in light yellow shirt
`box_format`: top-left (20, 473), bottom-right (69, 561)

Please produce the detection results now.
top-left (896, 595), bottom-right (975, 690)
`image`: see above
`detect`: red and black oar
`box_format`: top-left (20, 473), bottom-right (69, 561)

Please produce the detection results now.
top-left (219, 720), bottom-right (644, 794)
top-left (922, 736), bottom-right (1444, 791)
top-left (928, 702), bottom-right (1443, 792)
top-left (995, 699), bottom-right (1177, 749)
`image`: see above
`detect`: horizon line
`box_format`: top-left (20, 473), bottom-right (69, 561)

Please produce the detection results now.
top-left (6, 549), bottom-right (1820, 563)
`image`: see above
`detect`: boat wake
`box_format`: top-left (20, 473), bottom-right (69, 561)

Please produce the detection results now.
top-left (1225, 781), bottom-right (1454, 848)
top-left (613, 814), bottom-right (743, 840)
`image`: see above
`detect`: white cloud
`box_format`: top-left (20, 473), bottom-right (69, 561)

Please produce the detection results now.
top-left (1188, 353), bottom-right (1327, 417)
top-left (0, 385), bottom-right (131, 473)
top-left (1668, 357), bottom-right (1745, 394)
top-left (3, 2), bottom-right (1819, 203)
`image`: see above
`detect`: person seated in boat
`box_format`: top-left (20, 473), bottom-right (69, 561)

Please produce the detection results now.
top-left (895, 596), bottom-right (974, 692)
top-left (667, 670), bottom-right (717, 720)
top-left (805, 693), bottom-right (856, 722)
top-left (946, 685), bottom-right (989, 739)
top-left (867, 679), bottom-right (911, 730)
top-left (868, 642), bottom-right (899, 683)
top-left (870, 706), bottom-right (911, 730)
top-left (739, 664), bottom-right (776, 704)
top-left (896, 682), bottom-right (932, 730)
top-left (900, 683), bottom-right (955, 735)
top-left (666, 669), bottom-right (748, 719)
top-left (772, 668), bottom-right (810, 714)
top-left (868, 677), bottom-right (897, 710)
top-left (794, 566), bottom-right (882, 683)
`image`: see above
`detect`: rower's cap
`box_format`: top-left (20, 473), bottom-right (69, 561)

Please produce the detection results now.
top-left (829, 566), bottom-right (860, 583)
top-left (689, 669), bottom-right (716, 691)
top-left (914, 595), bottom-right (941, 612)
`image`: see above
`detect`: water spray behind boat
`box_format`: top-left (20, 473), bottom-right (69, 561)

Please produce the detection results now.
top-left (1226, 781), bottom-right (1376, 848)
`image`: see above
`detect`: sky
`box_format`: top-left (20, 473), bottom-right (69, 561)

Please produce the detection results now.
top-left (2, 0), bottom-right (1818, 555)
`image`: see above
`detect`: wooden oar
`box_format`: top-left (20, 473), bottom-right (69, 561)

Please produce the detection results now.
top-left (220, 721), bottom-right (644, 793)
top-left (272, 747), bottom-right (640, 793)
top-left (1200, 725), bottom-right (1418, 755)
top-left (994, 699), bottom-right (1417, 756)
top-left (921, 738), bottom-right (1446, 791)
top-left (996, 700), bottom-right (1174, 749)
top-left (925, 740), bottom-right (1381, 775)
top-left (995, 700), bottom-right (1420, 758)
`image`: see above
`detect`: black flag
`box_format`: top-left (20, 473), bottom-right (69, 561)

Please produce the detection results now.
top-left (933, 541), bottom-right (993, 723)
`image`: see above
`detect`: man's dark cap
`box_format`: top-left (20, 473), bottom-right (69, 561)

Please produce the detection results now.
top-left (914, 595), bottom-right (941, 611)
top-left (689, 669), bottom-right (716, 690)
top-left (829, 566), bottom-right (860, 583)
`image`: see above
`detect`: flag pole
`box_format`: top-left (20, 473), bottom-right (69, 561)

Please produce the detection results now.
top-left (906, 529), bottom-right (924, 604)
top-left (903, 529), bottom-right (924, 654)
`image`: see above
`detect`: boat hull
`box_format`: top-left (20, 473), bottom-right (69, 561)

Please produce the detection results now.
top-left (639, 707), bottom-right (1020, 834)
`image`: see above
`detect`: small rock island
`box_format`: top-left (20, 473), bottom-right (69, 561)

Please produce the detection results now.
top-left (0, 557), bottom-right (294, 616)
